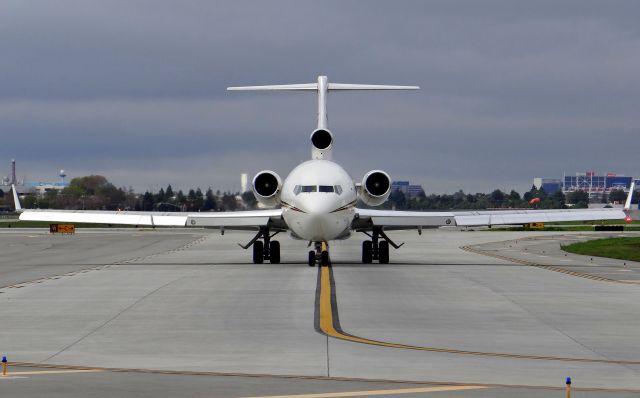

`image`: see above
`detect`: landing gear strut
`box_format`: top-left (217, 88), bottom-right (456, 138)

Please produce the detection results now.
top-left (308, 241), bottom-right (330, 267)
top-left (241, 227), bottom-right (281, 264)
top-left (361, 227), bottom-right (401, 264)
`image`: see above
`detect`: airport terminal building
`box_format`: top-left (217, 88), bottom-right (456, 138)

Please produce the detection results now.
top-left (534, 171), bottom-right (640, 201)
top-left (391, 181), bottom-right (426, 198)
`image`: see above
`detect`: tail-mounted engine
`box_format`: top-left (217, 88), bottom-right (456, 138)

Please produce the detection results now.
top-left (359, 170), bottom-right (391, 206)
top-left (311, 129), bottom-right (333, 160)
top-left (252, 170), bottom-right (282, 207)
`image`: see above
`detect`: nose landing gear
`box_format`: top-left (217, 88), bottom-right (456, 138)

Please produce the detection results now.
top-left (308, 241), bottom-right (330, 267)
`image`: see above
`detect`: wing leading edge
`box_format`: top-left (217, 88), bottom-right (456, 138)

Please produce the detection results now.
top-left (18, 208), bottom-right (285, 230)
top-left (354, 207), bottom-right (627, 230)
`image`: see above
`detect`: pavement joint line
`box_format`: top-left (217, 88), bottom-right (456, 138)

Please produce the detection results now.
top-left (8, 362), bottom-right (640, 393)
top-left (0, 234), bottom-right (207, 290)
top-left (238, 385), bottom-right (489, 398)
top-left (316, 266), bottom-right (640, 365)
top-left (41, 275), bottom-right (186, 363)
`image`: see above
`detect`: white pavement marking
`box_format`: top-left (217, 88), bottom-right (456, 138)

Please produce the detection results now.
top-left (241, 385), bottom-right (489, 398)
top-left (4, 369), bottom-right (103, 376)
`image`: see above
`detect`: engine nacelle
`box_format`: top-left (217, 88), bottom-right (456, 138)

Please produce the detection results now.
top-left (310, 129), bottom-right (333, 160)
top-left (252, 170), bottom-right (282, 207)
top-left (359, 170), bottom-right (391, 206)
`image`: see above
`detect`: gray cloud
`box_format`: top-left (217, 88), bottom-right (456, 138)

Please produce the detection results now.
top-left (1, 0), bottom-right (639, 193)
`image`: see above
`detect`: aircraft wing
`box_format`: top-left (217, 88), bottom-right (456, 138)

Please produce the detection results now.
top-left (18, 208), bottom-right (285, 231)
top-left (354, 207), bottom-right (627, 230)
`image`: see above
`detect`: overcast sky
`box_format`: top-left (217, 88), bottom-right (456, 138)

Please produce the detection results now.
top-left (1, 1), bottom-right (639, 194)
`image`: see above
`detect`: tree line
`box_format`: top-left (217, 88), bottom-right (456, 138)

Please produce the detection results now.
top-left (0, 175), bottom-right (255, 212)
top-left (378, 185), bottom-right (636, 211)
top-left (0, 176), bottom-right (636, 212)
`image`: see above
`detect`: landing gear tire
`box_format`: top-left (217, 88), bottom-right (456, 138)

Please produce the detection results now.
top-left (308, 251), bottom-right (316, 267)
top-left (378, 240), bottom-right (389, 264)
top-left (321, 250), bottom-right (330, 267)
top-left (253, 241), bottom-right (264, 264)
top-left (269, 241), bottom-right (280, 264)
top-left (362, 240), bottom-right (373, 264)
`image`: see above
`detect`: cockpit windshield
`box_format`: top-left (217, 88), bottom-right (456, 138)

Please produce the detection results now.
top-left (301, 185), bottom-right (317, 193)
top-left (294, 185), bottom-right (343, 195)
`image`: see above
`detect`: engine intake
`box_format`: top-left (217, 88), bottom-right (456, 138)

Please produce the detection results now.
top-left (360, 170), bottom-right (391, 206)
top-left (310, 129), bottom-right (333, 160)
top-left (252, 170), bottom-right (282, 207)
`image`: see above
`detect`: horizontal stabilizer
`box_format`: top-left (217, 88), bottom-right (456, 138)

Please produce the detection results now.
top-left (227, 75), bottom-right (419, 140)
top-left (328, 83), bottom-right (419, 90)
top-left (227, 83), bottom-right (317, 91)
top-left (227, 82), bottom-right (419, 91)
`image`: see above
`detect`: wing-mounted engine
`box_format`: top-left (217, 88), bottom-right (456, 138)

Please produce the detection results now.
top-left (359, 170), bottom-right (391, 206)
top-left (252, 170), bottom-right (282, 207)
top-left (311, 129), bottom-right (333, 160)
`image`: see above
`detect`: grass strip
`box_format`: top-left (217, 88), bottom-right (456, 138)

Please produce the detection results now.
top-left (562, 237), bottom-right (640, 262)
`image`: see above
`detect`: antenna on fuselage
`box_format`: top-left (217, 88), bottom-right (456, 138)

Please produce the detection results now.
top-left (228, 76), bottom-right (419, 160)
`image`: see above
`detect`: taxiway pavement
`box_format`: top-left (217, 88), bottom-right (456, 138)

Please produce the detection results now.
top-left (1, 228), bottom-right (639, 397)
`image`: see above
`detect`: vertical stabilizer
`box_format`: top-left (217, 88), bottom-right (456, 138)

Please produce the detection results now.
top-left (316, 76), bottom-right (328, 130)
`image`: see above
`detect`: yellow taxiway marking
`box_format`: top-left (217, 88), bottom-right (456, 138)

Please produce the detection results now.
top-left (243, 385), bottom-right (488, 398)
top-left (318, 267), bottom-right (640, 365)
top-left (4, 369), bottom-right (103, 376)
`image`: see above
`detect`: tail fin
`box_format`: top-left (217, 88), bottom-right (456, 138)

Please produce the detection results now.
top-left (228, 75), bottom-right (419, 131)
top-left (12, 184), bottom-right (22, 212)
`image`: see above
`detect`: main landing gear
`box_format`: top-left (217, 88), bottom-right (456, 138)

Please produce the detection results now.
top-left (241, 227), bottom-right (281, 264)
top-left (361, 227), bottom-right (402, 264)
top-left (308, 241), bottom-right (330, 267)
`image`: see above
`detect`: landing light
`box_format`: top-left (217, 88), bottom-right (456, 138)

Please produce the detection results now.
top-left (625, 215), bottom-right (633, 223)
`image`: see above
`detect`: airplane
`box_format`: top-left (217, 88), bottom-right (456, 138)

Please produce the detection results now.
top-left (13, 76), bottom-right (635, 266)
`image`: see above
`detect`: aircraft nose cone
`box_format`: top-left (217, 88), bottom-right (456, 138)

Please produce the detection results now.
top-left (301, 195), bottom-right (335, 215)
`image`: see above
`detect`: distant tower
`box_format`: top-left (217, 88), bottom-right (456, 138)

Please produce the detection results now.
top-left (10, 159), bottom-right (16, 185)
top-left (241, 173), bottom-right (248, 193)
top-left (59, 169), bottom-right (67, 184)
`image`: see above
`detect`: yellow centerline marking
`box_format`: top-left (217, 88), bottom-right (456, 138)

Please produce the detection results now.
top-left (242, 385), bottom-right (488, 398)
top-left (5, 369), bottom-right (103, 376)
top-left (318, 267), bottom-right (640, 365)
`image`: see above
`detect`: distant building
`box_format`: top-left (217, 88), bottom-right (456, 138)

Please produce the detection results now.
top-left (533, 178), bottom-right (562, 194)
top-left (0, 159), bottom-right (69, 195)
top-left (240, 173), bottom-right (249, 193)
top-left (534, 171), bottom-right (640, 201)
top-left (391, 180), bottom-right (425, 198)
top-left (23, 180), bottom-right (69, 195)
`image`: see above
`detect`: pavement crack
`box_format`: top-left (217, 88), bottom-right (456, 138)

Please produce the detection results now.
top-left (41, 276), bottom-right (185, 363)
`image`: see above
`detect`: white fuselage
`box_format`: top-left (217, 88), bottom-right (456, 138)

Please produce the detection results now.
top-left (280, 160), bottom-right (357, 242)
